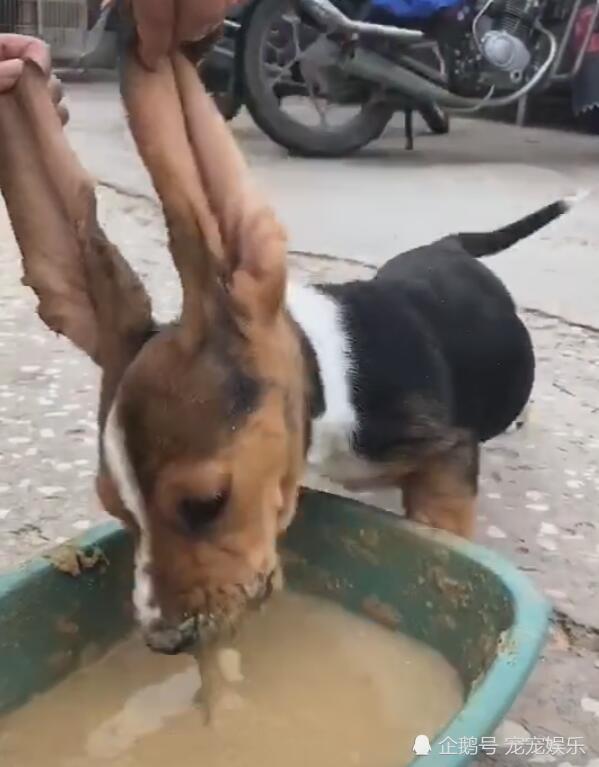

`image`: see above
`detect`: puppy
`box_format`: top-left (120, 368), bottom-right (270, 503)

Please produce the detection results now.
top-left (0, 52), bottom-right (573, 655)
top-left (290, 199), bottom-right (573, 538)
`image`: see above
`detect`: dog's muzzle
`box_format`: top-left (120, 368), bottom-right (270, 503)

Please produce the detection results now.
top-left (143, 571), bottom-right (277, 654)
top-left (143, 616), bottom-right (199, 655)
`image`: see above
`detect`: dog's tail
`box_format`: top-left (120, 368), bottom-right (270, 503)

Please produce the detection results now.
top-left (457, 191), bottom-right (588, 258)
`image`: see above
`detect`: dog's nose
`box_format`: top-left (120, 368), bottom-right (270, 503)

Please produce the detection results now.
top-left (143, 616), bottom-right (198, 655)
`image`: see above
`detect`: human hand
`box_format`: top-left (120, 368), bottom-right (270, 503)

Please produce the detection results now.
top-left (0, 34), bottom-right (51, 92)
top-left (102, 0), bottom-right (242, 68)
top-left (0, 34), bottom-right (68, 123)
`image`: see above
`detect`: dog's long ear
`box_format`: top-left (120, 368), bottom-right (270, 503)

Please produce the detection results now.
top-left (0, 63), bottom-right (152, 372)
top-left (120, 47), bottom-right (226, 351)
top-left (172, 50), bottom-right (287, 323)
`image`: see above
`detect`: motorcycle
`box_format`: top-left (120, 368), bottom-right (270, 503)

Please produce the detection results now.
top-left (201, 1), bottom-right (450, 144)
top-left (200, 0), bottom-right (599, 156)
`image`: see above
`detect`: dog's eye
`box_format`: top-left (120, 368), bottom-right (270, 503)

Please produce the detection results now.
top-left (177, 491), bottom-right (229, 535)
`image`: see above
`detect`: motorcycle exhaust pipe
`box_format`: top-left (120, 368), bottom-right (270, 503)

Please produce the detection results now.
top-left (297, 0), bottom-right (423, 43)
top-left (341, 48), bottom-right (488, 110)
top-left (340, 32), bottom-right (557, 111)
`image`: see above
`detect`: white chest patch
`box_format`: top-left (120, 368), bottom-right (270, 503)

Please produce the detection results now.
top-left (287, 282), bottom-right (378, 485)
top-left (103, 400), bottom-right (161, 629)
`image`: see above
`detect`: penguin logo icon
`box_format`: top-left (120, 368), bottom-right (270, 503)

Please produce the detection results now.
top-left (413, 734), bottom-right (432, 756)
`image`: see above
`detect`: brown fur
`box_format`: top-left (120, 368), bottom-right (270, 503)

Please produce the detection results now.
top-left (400, 439), bottom-right (478, 538)
top-left (0, 51), bottom-right (475, 648)
top-left (0, 63), bottom-right (152, 382)
top-left (0, 53), bottom-right (306, 640)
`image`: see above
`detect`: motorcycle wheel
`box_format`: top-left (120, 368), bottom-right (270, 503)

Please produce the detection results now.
top-left (242, 0), bottom-right (394, 157)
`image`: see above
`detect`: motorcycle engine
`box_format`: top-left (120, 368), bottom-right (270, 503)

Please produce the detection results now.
top-left (437, 0), bottom-right (542, 97)
top-left (480, 28), bottom-right (531, 75)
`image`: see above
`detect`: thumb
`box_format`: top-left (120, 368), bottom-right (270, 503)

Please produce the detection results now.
top-left (0, 58), bottom-right (24, 93)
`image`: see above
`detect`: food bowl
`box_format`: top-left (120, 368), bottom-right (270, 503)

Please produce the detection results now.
top-left (0, 488), bottom-right (550, 766)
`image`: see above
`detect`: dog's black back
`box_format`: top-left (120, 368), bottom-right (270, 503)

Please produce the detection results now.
top-left (320, 199), bottom-right (571, 456)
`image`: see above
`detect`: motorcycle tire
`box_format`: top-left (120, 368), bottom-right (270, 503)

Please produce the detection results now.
top-left (419, 103), bottom-right (450, 135)
top-left (242, 0), bottom-right (394, 157)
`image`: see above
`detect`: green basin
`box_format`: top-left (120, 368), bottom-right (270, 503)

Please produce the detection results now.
top-left (0, 489), bottom-right (550, 767)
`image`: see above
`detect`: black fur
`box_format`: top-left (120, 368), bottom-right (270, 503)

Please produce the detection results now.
top-left (321, 278), bottom-right (459, 461)
top-left (309, 199), bottom-right (572, 463)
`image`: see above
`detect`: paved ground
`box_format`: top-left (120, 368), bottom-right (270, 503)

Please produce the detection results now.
top-left (0, 80), bottom-right (598, 763)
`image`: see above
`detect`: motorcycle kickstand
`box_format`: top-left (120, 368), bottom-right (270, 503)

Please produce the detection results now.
top-left (404, 109), bottom-right (414, 150)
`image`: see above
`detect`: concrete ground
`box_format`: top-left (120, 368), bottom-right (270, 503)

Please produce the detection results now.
top-left (0, 81), bottom-right (598, 763)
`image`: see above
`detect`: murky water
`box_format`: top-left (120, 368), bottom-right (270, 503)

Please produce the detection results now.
top-left (0, 591), bottom-right (463, 767)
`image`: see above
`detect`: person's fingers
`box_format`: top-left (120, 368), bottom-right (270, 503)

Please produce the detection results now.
top-left (49, 74), bottom-right (69, 124)
top-left (174, 0), bottom-right (241, 43)
top-left (21, 37), bottom-right (51, 74)
top-left (49, 74), bottom-right (63, 105)
top-left (174, 0), bottom-right (220, 42)
top-left (0, 60), bottom-right (66, 119)
top-left (57, 103), bottom-right (70, 126)
top-left (130, 0), bottom-right (241, 66)
top-left (0, 35), bottom-right (51, 76)
top-left (0, 58), bottom-right (23, 92)
top-left (132, 0), bottom-right (176, 68)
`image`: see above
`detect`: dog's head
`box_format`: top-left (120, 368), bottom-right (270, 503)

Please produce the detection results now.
top-left (0, 54), bottom-right (306, 653)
